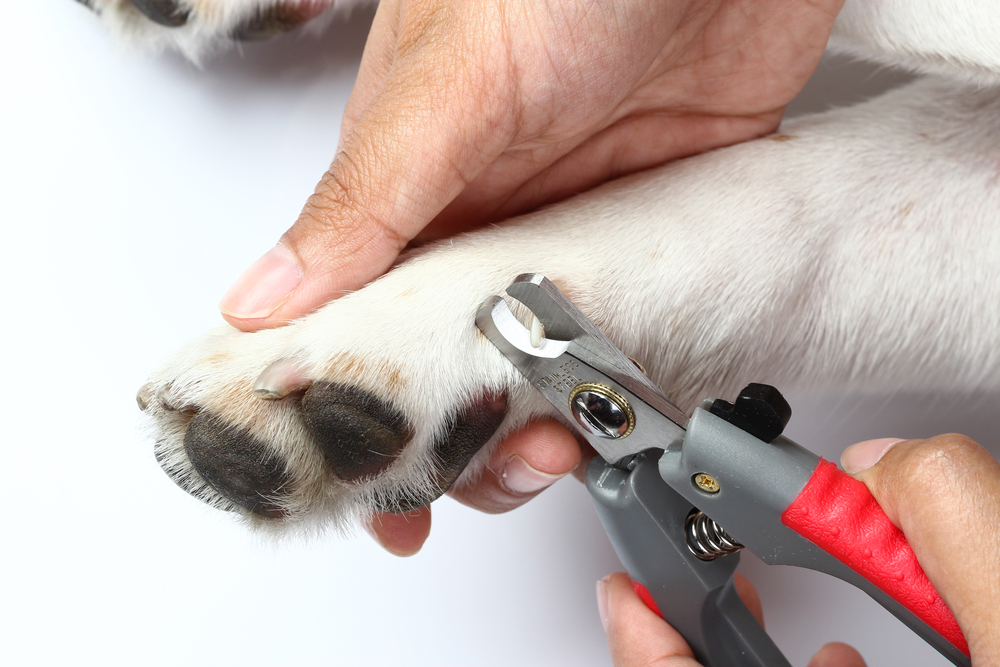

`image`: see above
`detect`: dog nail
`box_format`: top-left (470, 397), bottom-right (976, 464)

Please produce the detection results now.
top-left (500, 455), bottom-right (567, 495)
top-left (155, 386), bottom-right (199, 415)
top-left (254, 358), bottom-right (312, 400)
top-left (302, 383), bottom-right (414, 481)
top-left (184, 413), bottom-right (292, 518)
top-left (136, 383), bottom-right (155, 411)
top-left (529, 314), bottom-right (545, 348)
top-left (219, 243), bottom-right (302, 320)
top-left (129, 0), bottom-right (190, 27)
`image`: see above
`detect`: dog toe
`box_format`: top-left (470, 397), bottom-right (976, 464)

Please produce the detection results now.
top-left (184, 413), bottom-right (292, 518)
top-left (301, 383), bottom-right (414, 482)
top-left (431, 392), bottom-right (508, 488)
top-left (371, 391), bottom-right (509, 513)
top-left (154, 385), bottom-right (199, 415)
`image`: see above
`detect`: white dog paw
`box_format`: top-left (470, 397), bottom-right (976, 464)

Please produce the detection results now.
top-left (80, 0), bottom-right (361, 55)
top-left (137, 256), bottom-right (548, 529)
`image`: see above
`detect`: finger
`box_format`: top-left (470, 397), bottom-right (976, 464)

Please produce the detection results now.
top-left (415, 0), bottom-right (844, 242)
top-left (806, 642), bottom-right (867, 667)
top-left (219, 2), bottom-right (517, 330)
top-left (845, 435), bottom-right (1000, 662)
top-left (448, 419), bottom-right (582, 514)
top-left (365, 505), bottom-right (432, 557)
top-left (598, 572), bottom-right (700, 666)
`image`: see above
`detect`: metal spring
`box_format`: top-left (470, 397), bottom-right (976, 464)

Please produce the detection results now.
top-left (685, 509), bottom-right (744, 561)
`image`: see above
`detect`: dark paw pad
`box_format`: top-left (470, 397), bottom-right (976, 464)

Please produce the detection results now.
top-left (302, 383), bottom-right (414, 482)
top-left (130, 0), bottom-right (190, 27)
top-left (433, 392), bottom-right (509, 486)
top-left (376, 392), bottom-right (508, 513)
top-left (184, 414), bottom-right (292, 518)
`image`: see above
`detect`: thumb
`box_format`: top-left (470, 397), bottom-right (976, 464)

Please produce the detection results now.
top-left (598, 573), bottom-right (765, 666)
top-left (598, 572), bottom-right (701, 666)
top-left (844, 434), bottom-right (1000, 663)
top-left (218, 4), bottom-right (515, 330)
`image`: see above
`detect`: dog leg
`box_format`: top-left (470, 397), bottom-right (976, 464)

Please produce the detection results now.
top-left (830, 0), bottom-right (1000, 84)
top-left (140, 77), bottom-right (1000, 529)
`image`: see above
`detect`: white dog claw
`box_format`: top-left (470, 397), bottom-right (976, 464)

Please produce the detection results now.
top-left (253, 358), bottom-right (313, 400)
top-left (529, 314), bottom-right (545, 348)
top-left (136, 383), bottom-right (155, 411)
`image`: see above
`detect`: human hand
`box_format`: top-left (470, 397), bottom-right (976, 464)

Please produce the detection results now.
top-left (598, 434), bottom-right (1000, 666)
top-left (220, 0), bottom-right (844, 325)
top-left (598, 572), bottom-right (870, 667)
top-left (218, 0), bottom-right (845, 552)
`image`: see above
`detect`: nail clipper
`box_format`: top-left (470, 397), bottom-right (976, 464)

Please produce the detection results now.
top-left (476, 273), bottom-right (970, 667)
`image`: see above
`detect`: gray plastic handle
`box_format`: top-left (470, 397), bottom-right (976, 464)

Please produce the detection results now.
top-left (587, 453), bottom-right (790, 667)
top-left (661, 409), bottom-right (971, 667)
top-left (588, 409), bottom-right (971, 667)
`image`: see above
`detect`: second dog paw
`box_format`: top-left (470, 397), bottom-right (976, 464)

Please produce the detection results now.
top-left (81, 0), bottom-right (365, 56)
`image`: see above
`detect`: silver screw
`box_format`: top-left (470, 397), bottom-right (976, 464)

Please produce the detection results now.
top-left (569, 383), bottom-right (635, 439)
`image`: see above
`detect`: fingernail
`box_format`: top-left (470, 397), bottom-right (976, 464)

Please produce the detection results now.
top-left (219, 243), bottom-right (302, 319)
top-left (500, 455), bottom-right (568, 495)
top-left (841, 438), bottom-right (906, 474)
top-left (596, 577), bottom-right (610, 632)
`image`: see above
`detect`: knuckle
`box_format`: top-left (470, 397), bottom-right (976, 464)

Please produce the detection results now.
top-left (308, 165), bottom-right (365, 225)
top-left (896, 434), bottom-right (985, 491)
top-left (302, 159), bottom-right (406, 251)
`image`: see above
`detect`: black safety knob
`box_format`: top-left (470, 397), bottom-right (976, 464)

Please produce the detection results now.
top-left (708, 383), bottom-right (792, 443)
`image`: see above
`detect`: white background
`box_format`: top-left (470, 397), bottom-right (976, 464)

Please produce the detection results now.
top-left (1, 3), bottom-right (995, 665)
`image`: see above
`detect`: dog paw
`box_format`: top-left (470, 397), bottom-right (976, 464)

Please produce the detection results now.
top-left (81, 0), bottom-right (364, 56)
top-left (135, 146), bottom-right (819, 531)
top-left (138, 252), bottom-right (558, 530)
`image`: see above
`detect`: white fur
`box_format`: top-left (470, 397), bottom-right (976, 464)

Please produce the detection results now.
top-left (123, 1), bottom-right (1000, 530)
top-left (830, 1), bottom-right (1000, 85)
top-left (88, 0), bottom-right (369, 60)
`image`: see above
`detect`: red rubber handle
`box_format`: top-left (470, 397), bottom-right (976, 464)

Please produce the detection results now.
top-left (632, 580), bottom-right (663, 618)
top-left (781, 459), bottom-right (968, 656)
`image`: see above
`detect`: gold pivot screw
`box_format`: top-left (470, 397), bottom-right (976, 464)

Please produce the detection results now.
top-left (694, 473), bottom-right (720, 494)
